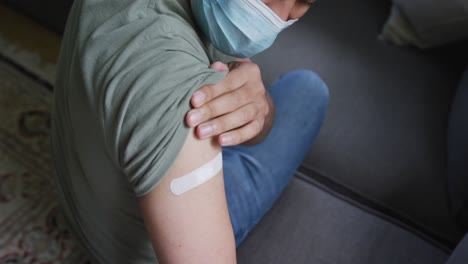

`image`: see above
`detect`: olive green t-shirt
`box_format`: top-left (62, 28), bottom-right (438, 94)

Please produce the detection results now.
top-left (50, 0), bottom-right (236, 262)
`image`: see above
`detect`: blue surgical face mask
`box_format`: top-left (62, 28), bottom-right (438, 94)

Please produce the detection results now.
top-left (191, 0), bottom-right (298, 58)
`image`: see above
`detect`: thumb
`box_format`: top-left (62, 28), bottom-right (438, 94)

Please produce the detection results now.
top-left (210, 61), bottom-right (229, 72)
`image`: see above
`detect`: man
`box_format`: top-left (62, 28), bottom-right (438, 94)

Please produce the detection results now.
top-left (50, 0), bottom-right (328, 263)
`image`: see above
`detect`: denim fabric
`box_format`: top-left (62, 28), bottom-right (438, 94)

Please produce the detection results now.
top-left (221, 70), bottom-right (329, 247)
top-left (448, 68), bottom-right (468, 230)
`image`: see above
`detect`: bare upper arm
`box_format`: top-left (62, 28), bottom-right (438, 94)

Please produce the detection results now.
top-left (138, 128), bottom-right (236, 264)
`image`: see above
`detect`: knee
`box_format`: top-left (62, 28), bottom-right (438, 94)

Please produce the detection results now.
top-left (276, 69), bottom-right (330, 110)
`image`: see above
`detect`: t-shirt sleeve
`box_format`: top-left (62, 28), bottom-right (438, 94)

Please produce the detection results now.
top-left (81, 14), bottom-right (227, 196)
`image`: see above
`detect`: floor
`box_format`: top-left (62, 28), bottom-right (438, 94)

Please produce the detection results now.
top-left (0, 4), bottom-right (61, 65)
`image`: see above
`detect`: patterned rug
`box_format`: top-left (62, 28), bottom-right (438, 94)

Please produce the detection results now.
top-left (0, 37), bottom-right (89, 263)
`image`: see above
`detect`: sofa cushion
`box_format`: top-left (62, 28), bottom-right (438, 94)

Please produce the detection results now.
top-left (380, 0), bottom-right (468, 49)
top-left (253, 0), bottom-right (466, 245)
top-left (448, 68), bottom-right (468, 230)
top-left (237, 175), bottom-right (449, 264)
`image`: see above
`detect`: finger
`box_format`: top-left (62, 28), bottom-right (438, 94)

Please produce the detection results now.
top-left (210, 61), bottom-right (229, 72)
top-left (195, 103), bottom-right (258, 139)
top-left (190, 62), bottom-right (232, 108)
top-left (218, 119), bottom-right (264, 146)
top-left (187, 82), bottom-right (258, 127)
top-left (191, 62), bottom-right (257, 108)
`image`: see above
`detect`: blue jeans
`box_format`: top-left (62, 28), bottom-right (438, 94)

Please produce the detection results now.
top-left (221, 70), bottom-right (330, 247)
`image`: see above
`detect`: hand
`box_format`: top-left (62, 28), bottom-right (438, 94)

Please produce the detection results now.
top-left (185, 61), bottom-right (274, 146)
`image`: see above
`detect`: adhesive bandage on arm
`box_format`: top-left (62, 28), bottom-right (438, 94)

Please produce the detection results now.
top-left (170, 152), bottom-right (223, 195)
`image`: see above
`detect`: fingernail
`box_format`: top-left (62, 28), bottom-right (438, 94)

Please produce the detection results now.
top-left (193, 91), bottom-right (205, 106)
top-left (188, 110), bottom-right (201, 125)
top-left (199, 124), bottom-right (213, 138)
top-left (220, 135), bottom-right (233, 145)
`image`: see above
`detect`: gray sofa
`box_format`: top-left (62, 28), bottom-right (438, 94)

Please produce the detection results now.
top-left (5, 0), bottom-right (468, 262)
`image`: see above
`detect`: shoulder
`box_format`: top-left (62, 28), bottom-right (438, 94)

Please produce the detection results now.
top-left (84, 16), bottom-right (207, 65)
top-left (74, 7), bottom-right (215, 102)
top-left (65, 0), bottom-right (208, 72)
